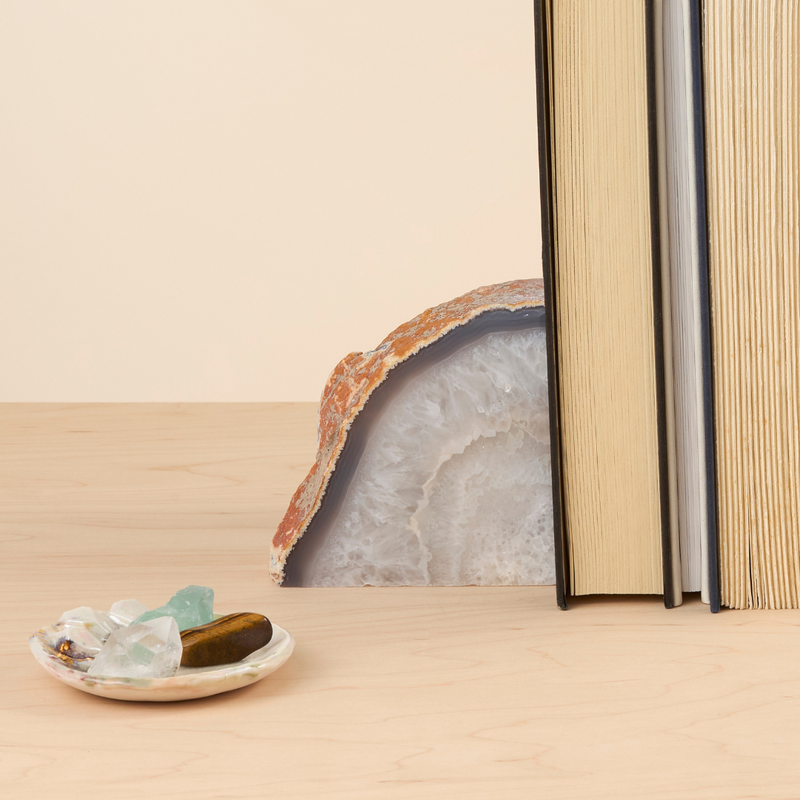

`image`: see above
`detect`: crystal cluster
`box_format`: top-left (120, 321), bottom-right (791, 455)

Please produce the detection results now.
top-left (38, 586), bottom-right (272, 678)
top-left (41, 586), bottom-right (213, 679)
top-left (41, 586), bottom-right (273, 680)
top-left (88, 617), bottom-right (182, 679)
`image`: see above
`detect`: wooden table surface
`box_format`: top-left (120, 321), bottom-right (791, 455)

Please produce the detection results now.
top-left (2, 403), bottom-right (800, 799)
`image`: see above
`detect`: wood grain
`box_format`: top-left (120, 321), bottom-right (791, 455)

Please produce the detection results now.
top-left (2, 403), bottom-right (800, 798)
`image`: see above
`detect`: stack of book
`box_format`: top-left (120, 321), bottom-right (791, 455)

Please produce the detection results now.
top-left (535, 0), bottom-right (799, 610)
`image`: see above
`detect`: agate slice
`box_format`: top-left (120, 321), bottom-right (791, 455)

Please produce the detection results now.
top-left (271, 279), bottom-right (554, 587)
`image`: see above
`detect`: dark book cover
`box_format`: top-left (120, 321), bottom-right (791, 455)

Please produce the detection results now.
top-left (533, 0), bottom-right (569, 610)
top-left (689, 0), bottom-right (721, 613)
top-left (533, 0), bottom-right (680, 609)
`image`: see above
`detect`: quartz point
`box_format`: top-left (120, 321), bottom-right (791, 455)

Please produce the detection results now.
top-left (38, 607), bottom-right (122, 670)
top-left (40, 619), bottom-right (109, 669)
top-left (133, 585), bottom-right (214, 632)
top-left (58, 606), bottom-right (119, 642)
top-left (108, 599), bottom-right (150, 627)
top-left (88, 616), bottom-right (182, 679)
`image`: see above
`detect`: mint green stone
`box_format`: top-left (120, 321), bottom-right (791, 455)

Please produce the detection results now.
top-left (133, 585), bottom-right (214, 632)
top-left (130, 641), bottom-right (156, 666)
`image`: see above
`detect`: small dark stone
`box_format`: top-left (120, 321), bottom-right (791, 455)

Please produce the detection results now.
top-left (179, 613), bottom-right (273, 668)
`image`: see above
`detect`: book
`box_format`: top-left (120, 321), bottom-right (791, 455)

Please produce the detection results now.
top-left (534, 0), bottom-right (721, 609)
top-left (703, 0), bottom-right (800, 609)
top-left (654, 0), bottom-right (719, 609)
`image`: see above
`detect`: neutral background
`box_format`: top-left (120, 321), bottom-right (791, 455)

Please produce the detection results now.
top-left (0, 1), bottom-right (542, 402)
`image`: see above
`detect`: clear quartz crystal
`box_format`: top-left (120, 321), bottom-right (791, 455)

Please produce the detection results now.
top-left (108, 599), bottom-right (150, 627)
top-left (133, 585), bottom-right (214, 632)
top-left (88, 616), bottom-right (182, 679)
top-left (40, 620), bottom-right (108, 668)
top-left (58, 606), bottom-right (119, 642)
top-left (40, 607), bottom-right (122, 671)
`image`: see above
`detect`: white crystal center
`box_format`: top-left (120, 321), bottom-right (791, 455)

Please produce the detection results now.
top-left (307, 327), bottom-right (554, 586)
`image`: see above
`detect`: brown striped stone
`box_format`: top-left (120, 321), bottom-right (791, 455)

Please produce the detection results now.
top-left (179, 613), bottom-right (273, 668)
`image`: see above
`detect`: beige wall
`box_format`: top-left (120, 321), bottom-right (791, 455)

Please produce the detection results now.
top-left (1, 1), bottom-right (541, 402)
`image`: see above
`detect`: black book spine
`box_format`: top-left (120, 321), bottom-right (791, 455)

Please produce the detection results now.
top-left (644, 0), bottom-right (676, 609)
top-left (690, 0), bottom-right (721, 613)
top-left (533, 0), bottom-right (569, 610)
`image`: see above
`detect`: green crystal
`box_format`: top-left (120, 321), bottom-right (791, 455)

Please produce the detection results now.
top-left (133, 585), bottom-right (214, 632)
top-left (130, 640), bottom-right (156, 666)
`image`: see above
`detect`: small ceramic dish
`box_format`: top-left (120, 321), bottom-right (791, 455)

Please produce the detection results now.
top-left (29, 621), bottom-right (294, 702)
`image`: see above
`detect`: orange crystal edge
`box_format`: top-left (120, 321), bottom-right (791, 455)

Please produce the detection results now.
top-left (269, 278), bottom-right (545, 584)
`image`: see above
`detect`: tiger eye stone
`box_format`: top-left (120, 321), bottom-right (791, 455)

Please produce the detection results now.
top-left (179, 613), bottom-right (273, 668)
